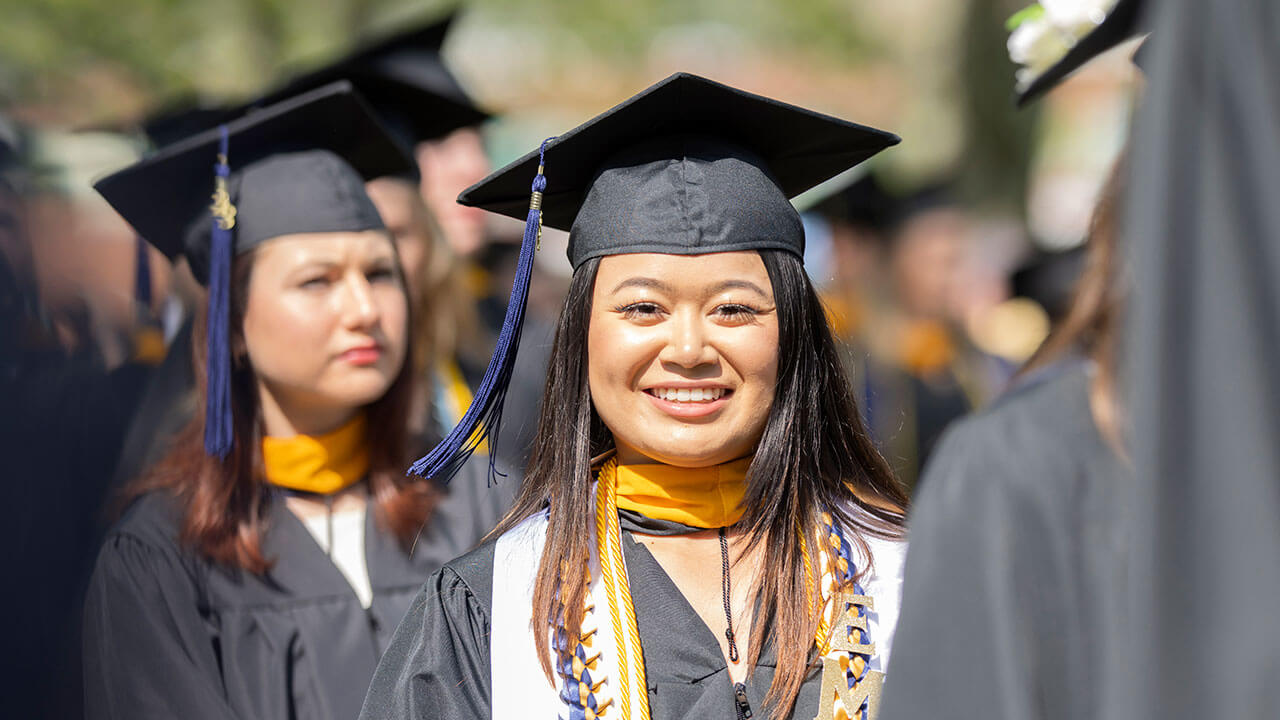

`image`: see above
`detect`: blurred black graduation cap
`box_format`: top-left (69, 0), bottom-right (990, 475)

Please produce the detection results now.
top-left (251, 11), bottom-right (489, 150)
top-left (810, 171), bottom-right (899, 237)
top-left (1017, 0), bottom-right (1148, 106)
top-left (98, 81), bottom-right (411, 270)
top-left (137, 11), bottom-right (486, 154)
top-left (95, 80), bottom-right (413, 457)
top-left (411, 71), bottom-right (899, 482)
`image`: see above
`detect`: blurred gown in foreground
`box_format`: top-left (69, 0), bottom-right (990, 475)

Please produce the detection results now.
top-left (1106, 0), bottom-right (1280, 717)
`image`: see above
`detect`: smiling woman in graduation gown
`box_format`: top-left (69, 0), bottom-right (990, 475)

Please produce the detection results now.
top-left (81, 83), bottom-right (508, 720)
top-left (360, 73), bottom-right (911, 720)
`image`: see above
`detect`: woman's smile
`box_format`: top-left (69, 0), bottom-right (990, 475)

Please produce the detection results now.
top-left (588, 251), bottom-right (778, 467)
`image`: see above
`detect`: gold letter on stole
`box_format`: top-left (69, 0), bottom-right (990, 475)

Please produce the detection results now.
top-left (814, 593), bottom-right (883, 720)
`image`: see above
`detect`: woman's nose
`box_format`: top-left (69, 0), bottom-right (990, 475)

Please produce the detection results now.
top-left (658, 310), bottom-right (716, 368)
top-left (341, 272), bottom-right (381, 329)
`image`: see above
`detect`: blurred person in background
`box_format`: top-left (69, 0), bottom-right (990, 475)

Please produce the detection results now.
top-left (0, 116), bottom-right (158, 718)
top-left (853, 183), bottom-right (989, 491)
top-left (82, 86), bottom-right (509, 720)
top-left (878, 2), bottom-right (1145, 718)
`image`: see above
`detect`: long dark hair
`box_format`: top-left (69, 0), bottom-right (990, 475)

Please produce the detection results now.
top-left (491, 248), bottom-right (908, 716)
top-left (126, 245), bottom-right (433, 573)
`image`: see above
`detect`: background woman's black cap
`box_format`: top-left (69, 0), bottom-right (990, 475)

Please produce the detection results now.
top-left (458, 72), bottom-right (899, 269)
top-left (95, 80), bottom-right (413, 277)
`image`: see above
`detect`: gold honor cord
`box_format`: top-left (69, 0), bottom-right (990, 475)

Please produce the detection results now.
top-left (594, 459), bottom-right (651, 720)
top-left (588, 463), bottom-right (881, 720)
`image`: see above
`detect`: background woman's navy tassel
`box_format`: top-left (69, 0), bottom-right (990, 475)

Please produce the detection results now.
top-left (204, 125), bottom-right (236, 458)
top-left (409, 137), bottom-right (556, 483)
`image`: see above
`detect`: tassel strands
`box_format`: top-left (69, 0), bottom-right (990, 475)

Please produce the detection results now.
top-left (408, 136), bottom-right (556, 483)
top-left (204, 125), bottom-right (237, 458)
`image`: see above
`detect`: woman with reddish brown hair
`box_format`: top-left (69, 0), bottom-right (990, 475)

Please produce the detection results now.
top-left (81, 85), bottom-right (507, 720)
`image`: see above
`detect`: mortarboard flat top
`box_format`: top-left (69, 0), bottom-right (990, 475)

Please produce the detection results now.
top-left (95, 80), bottom-right (413, 264)
top-left (1017, 0), bottom-right (1146, 106)
top-left (458, 72), bottom-right (899, 258)
top-left (249, 10), bottom-right (488, 145)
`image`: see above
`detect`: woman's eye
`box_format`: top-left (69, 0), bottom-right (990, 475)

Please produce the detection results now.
top-left (616, 302), bottom-right (664, 320)
top-left (299, 276), bottom-right (331, 289)
top-left (367, 267), bottom-right (397, 283)
top-left (714, 304), bottom-right (759, 322)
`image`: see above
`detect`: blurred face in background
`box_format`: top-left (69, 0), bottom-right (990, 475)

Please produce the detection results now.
top-left (241, 230), bottom-right (408, 435)
top-left (416, 127), bottom-right (490, 258)
top-left (365, 176), bottom-right (435, 305)
top-left (889, 207), bottom-right (966, 320)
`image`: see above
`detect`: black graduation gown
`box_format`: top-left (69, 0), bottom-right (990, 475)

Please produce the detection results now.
top-left (82, 458), bottom-right (512, 720)
top-left (359, 516), bottom-right (831, 720)
top-left (877, 361), bottom-right (1127, 720)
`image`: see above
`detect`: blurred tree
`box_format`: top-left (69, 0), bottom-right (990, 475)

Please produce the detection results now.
top-left (955, 0), bottom-right (1038, 214)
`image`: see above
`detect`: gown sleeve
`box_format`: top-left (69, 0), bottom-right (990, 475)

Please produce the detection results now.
top-left (359, 564), bottom-right (493, 720)
top-left (82, 532), bottom-right (240, 720)
top-left (877, 416), bottom-right (1077, 720)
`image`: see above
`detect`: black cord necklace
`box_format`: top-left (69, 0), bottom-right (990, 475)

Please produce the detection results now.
top-left (719, 527), bottom-right (740, 663)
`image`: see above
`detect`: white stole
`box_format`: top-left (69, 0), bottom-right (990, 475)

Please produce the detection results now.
top-left (490, 505), bottom-right (907, 719)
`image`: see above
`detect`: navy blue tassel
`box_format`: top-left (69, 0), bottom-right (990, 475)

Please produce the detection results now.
top-left (204, 125), bottom-right (236, 458)
top-left (134, 235), bottom-right (152, 309)
top-left (409, 137), bottom-right (556, 482)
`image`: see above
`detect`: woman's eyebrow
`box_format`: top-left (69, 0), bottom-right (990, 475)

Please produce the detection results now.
top-left (707, 279), bottom-right (770, 297)
top-left (610, 276), bottom-right (673, 294)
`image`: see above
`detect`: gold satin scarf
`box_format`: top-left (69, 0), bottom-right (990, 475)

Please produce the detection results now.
top-left (261, 414), bottom-right (369, 495)
top-left (611, 456), bottom-right (752, 528)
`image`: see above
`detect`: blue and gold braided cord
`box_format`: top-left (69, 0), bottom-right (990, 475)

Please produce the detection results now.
top-left (551, 583), bottom-right (612, 718)
top-left (820, 511), bottom-right (874, 720)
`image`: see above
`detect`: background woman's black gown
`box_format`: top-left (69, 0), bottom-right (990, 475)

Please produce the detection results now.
top-left (877, 361), bottom-right (1127, 720)
top-left (82, 460), bottom-right (513, 720)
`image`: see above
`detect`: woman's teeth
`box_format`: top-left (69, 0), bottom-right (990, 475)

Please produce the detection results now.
top-left (651, 387), bottom-right (726, 402)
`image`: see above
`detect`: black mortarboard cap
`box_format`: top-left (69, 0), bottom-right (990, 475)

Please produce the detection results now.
top-left (459, 72), bottom-right (899, 268)
top-left (409, 72), bottom-right (899, 483)
top-left (95, 80), bottom-right (414, 458)
top-left (248, 11), bottom-right (488, 150)
top-left (97, 80), bottom-right (411, 272)
top-left (1017, 0), bottom-right (1148, 106)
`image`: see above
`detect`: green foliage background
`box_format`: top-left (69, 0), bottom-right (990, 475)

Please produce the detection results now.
top-left (0, 0), bottom-right (1037, 212)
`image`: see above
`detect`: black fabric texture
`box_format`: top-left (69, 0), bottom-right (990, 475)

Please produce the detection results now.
top-left (1105, 1), bottom-right (1280, 718)
top-left (181, 150), bottom-right (385, 283)
top-left (567, 135), bottom-right (804, 267)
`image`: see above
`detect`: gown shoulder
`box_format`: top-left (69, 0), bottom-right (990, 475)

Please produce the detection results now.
top-left (359, 538), bottom-right (498, 720)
